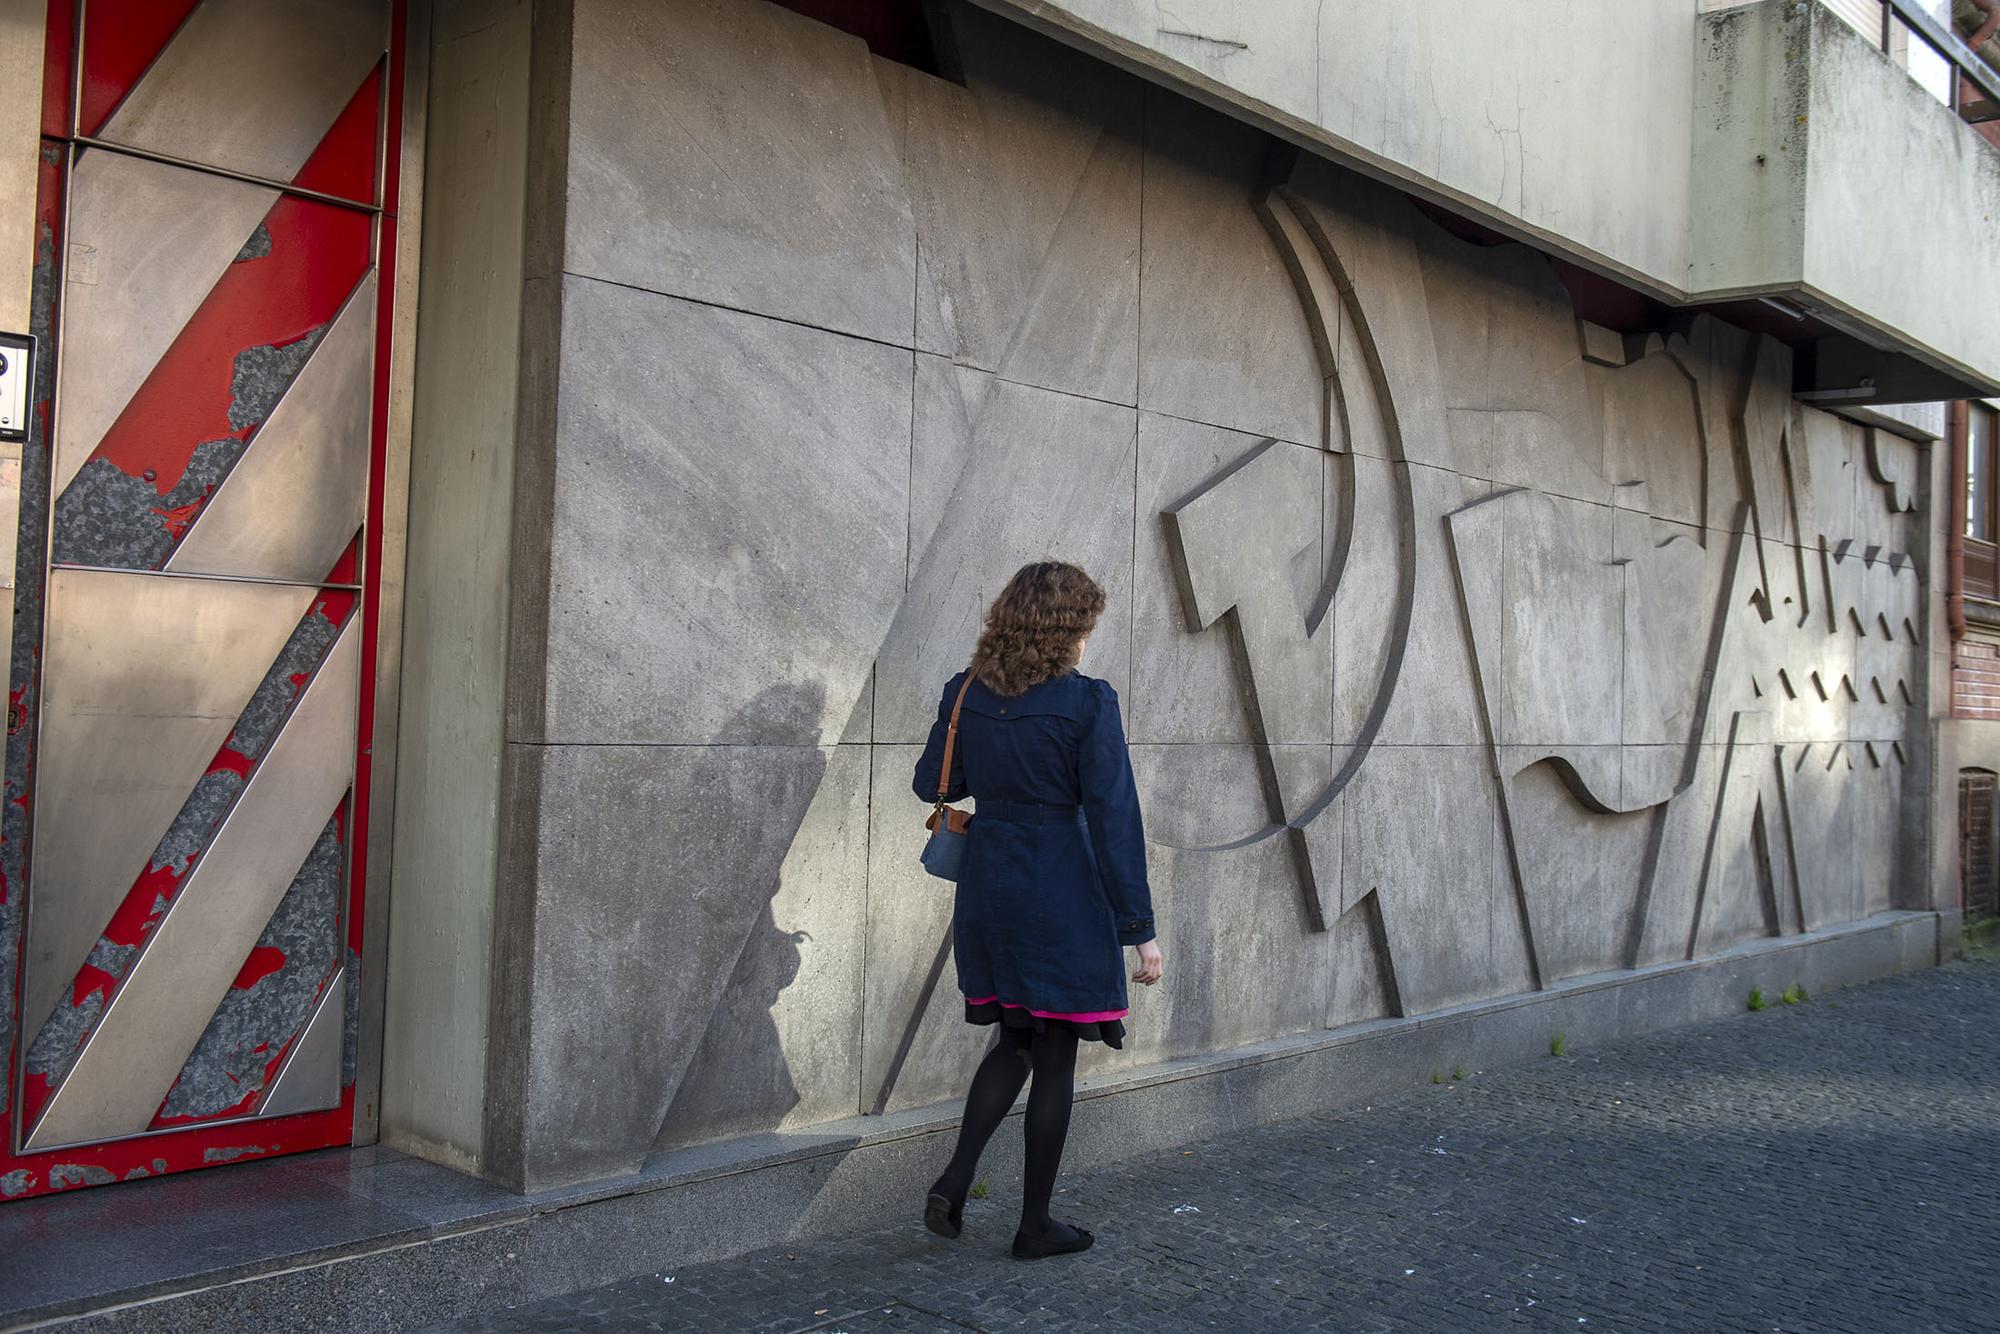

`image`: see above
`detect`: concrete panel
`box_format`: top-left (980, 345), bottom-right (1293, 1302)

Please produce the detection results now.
top-left (1600, 349), bottom-right (1706, 528)
top-left (1328, 452), bottom-right (1413, 744)
top-left (1341, 744), bottom-right (1534, 1014)
top-left (1691, 714), bottom-right (1793, 957)
top-left (1151, 429), bottom-right (1330, 746)
top-left (1794, 406), bottom-right (1859, 548)
top-left (1862, 426), bottom-right (1920, 517)
top-left (534, 278), bottom-right (910, 746)
top-left (903, 2), bottom-right (1142, 404)
top-left (840, 673), bottom-right (874, 746)
top-left (1132, 415), bottom-right (1327, 744)
top-left (1666, 316), bottom-right (1756, 539)
top-left (1495, 491), bottom-right (1621, 755)
top-left (1782, 743), bottom-right (1865, 934)
top-left (1416, 228), bottom-right (1606, 501)
top-left (488, 737), bottom-right (832, 1189)
top-left (1853, 744), bottom-right (1904, 919)
top-left (906, 355), bottom-right (990, 579)
top-left (1372, 463), bottom-right (1497, 748)
top-left (1137, 88), bottom-right (1322, 448)
top-left (655, 744), bottom-right (871, 1149)
top-left (985, 0), bottom-right (1998, 391)
top-left (1132, 744), bottom-right (1335, 1056)
top-left (564, 0), bottom-right (915, 346)
top-left (1500, 754), bottom-right (1652, 983)
top-left (992, 0), bottom-right (1697, 298)
top-left (876, 377), bottom-right (1137, 744)
top-left (380, 0), bottom-right (531, 1173)
top-left (1621, 529), bottom-right (1711, 758)
top-left (861, 746), bottom-right (986, 1116)
top-left (1747, 343), bottom-right (1803, 549)
top-left (1853, 560), bottom-right (1921, 741)
top-left (1632, 743), bottom-right (1725, 969)
top-left (1326, 890), bottom-right (1397, 1030)
top-left (1283, 159), bottom-right (1450, 474)
top-left (1798, 5), bottom-right (2000, 394)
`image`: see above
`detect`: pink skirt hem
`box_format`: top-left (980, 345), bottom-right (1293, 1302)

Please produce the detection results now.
top-left (962, 994), bottom-right (1129, 1024)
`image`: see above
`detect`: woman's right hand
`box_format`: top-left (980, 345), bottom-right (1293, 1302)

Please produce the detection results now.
top-left (1132, 940), bottom-right (1163, 986)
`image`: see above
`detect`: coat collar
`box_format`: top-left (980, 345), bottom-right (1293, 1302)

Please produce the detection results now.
top-left (959, 669), bottom-right (1088, 720)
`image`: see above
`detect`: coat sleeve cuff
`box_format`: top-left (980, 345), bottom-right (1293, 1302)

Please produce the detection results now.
top-left (1117, 921), bottom-right (1156, 946)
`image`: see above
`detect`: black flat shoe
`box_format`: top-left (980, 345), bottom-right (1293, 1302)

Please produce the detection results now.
top-left (1011, 1221), bottom-right (1094, 1259)
top-left (924, 1189), bottom-right (964, 1239)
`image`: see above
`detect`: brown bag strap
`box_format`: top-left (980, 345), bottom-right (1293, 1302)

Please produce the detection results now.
top-left (935, 669), bottom-right (976, 809)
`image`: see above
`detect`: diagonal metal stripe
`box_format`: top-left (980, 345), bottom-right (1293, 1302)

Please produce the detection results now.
top-left (22, 570), bottom-right (317, 1051)
top-left (97, 0), bottom-right (388, 188)
top-left (256, 966), bottom-right (345, 1119)
top-left (52, 151), bottom-right (277, 498)
top-left (166, 270), bottom-right (377, 582)
top-left (25, 619), bottom-right (360, 1152)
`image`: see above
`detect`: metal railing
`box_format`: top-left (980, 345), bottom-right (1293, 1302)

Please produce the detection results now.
top-left (1881, 0), bottom-right (2000, 121)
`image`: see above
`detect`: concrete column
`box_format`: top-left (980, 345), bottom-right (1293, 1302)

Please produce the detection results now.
top-left (379, 0), bottom-right (541, 1176)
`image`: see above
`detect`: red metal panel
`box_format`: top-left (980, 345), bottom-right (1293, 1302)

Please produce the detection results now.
top-left (76, 0), bottom-right (203, 139)
top-left (0, 0), bottom-right (407, 1201)
top-left (293, 61), bottom-right (385, 204)
top-left (72, 195), bottom-right (371, 553)
top-left (39, 0), bottom-right (74, 138)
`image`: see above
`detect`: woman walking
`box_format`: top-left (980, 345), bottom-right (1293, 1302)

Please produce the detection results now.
top-left (912, 561), bottom-right (1163, 1260)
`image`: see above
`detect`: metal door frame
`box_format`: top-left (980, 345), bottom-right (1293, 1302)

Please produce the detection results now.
top-left (0, 0), bottom-right (427, 1188)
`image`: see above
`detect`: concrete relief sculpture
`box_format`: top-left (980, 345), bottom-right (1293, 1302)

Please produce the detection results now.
top-left (517, 0), bottom-right (1923, 1183)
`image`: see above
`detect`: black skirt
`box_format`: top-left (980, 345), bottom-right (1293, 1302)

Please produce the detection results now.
top-left (964, 997), bottom-right (1125, 1050)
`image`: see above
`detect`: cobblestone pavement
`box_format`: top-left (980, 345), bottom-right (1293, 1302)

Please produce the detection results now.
top-left (440, 960), bottom-right (2000, 1333)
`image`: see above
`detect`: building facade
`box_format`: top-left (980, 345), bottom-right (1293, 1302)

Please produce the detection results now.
top-left (0, 0), bottom-right (1994, 1265)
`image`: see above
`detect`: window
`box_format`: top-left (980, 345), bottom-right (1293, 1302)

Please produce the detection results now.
top-left (1969, 402), bottom-right (1994, 540)
top-left (1966, 403), bottom-right (2000, 603)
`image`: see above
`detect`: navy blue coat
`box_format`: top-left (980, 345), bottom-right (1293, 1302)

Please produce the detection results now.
top-left (913, 669), bottom-right (1155, 1018)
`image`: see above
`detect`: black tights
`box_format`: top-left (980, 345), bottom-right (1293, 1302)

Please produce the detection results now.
top-left (936, 1027), bottom-right (1078, 1233)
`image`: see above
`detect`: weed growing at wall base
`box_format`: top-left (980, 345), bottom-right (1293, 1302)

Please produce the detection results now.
top-left (1781, 982), bottom-right (1808, 1006)
top-left (1551, 1032), bottom-right (1568, 1057)
top-left (1748, 987), bottom-right (1767, 1011)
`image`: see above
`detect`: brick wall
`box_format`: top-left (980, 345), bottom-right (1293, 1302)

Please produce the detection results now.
top-left (1955, 640), bottom-right (2000, 718)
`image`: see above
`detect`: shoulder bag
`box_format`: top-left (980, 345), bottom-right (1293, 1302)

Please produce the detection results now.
top-left (920, 671), bottom-right (975, 881)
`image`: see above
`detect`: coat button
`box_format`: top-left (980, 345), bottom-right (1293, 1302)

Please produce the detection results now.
top-left (999, 707), bottom-right (1008, 714)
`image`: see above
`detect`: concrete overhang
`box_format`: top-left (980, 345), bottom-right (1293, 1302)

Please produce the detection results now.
top-left (976, 0), bottom-right (2000, 405)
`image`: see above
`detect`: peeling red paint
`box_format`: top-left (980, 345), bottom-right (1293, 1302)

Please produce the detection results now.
top-left (69, 962), bottom-right (115, 1009)
top-left (87, 196), bottom-right (370, 520)
top-left (232, 946), bottom-right (287, 991)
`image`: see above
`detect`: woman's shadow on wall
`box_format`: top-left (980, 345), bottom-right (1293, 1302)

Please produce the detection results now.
top-left (651, 681), bottom-right (827, 1151)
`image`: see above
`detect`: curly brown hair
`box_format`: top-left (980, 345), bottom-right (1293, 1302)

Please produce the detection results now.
top-left (971, 561), bottom-right (1107, 696)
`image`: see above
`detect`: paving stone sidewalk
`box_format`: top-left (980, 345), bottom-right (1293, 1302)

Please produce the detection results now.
top-left (439, 959), bottom-right (2000, 1333)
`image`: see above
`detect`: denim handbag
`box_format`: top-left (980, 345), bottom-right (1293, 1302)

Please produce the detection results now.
top-left (921, 672), bottom-right (976, 881)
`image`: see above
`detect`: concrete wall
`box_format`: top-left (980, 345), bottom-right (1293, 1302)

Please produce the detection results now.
top-left (1797, 5), bottom-right (2000, 391)
top-left (449, 0), bottom-right (1932, 1191)
top-left (987, 0), bottom-right (1698, 296)
top-left (379, 0), bottom-right (534, 1173)
top-left (987, 0), bottom-right (2000, 393)
top-left (1695, 1), bottom-right (2000, 390)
